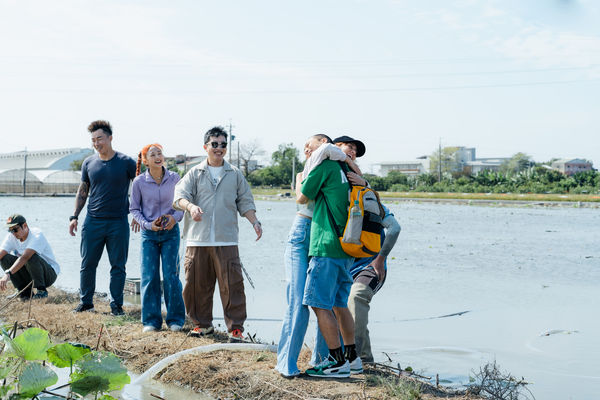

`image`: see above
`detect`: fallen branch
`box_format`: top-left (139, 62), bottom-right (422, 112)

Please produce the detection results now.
top-left (0, 281), bottom-right (33, 313)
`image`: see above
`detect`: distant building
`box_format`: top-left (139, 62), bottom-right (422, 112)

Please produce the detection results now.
top-left (0, 148), bottom-right (93, 194)
top-left (379, 157), bottom-right (430, 177)
top-left (551, 159), bottom-right (593, 176)
top-left (455, 147), bottom-right (510, 175)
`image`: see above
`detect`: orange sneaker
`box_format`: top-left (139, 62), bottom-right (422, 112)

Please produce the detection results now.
top-left (228, 328), bottom-right (244, 341)
top-left (190, 326), bottom-right (214, 336)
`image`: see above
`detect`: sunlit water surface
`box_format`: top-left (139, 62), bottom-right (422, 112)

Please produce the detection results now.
top-left (1, 197), bottom-right (598, 400)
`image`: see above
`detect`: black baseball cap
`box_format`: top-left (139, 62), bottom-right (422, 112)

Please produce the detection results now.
top-left (332, 136), bottom-right (366, 158)
top-left (6, 214), bottom-right (26, 228)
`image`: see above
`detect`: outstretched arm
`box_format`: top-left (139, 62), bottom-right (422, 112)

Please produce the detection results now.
top-left (69, 181), bottom-right (89, 236)
top-left (0, 248), bottom-right (35, 291)
top-left (367, 213), bottom-right (401, 281)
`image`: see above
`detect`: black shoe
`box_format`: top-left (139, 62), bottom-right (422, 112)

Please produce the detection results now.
top-left (73, 303), bottom-right (95, 313)
top-left (111, 306), bottom-right (125, 316)
top-left (32, 290), bottom-right (48, 299)
top-left (19, 291), bottom-right (33, 301)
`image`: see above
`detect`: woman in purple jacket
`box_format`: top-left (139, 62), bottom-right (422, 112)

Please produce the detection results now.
top-left (130, 144), bottom-right (185, 332)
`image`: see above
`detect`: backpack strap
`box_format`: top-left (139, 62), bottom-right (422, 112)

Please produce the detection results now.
top-left (319, 191), bottom-right (343, 238)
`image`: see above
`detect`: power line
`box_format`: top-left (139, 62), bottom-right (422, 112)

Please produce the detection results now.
top-left (4, 76), bottom-right (595, 95)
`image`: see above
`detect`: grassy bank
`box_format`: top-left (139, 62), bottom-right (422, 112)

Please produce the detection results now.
top-left (251, 187), bottom-right (600, 203)
top-left (0, 288), bottom-right (480, 400)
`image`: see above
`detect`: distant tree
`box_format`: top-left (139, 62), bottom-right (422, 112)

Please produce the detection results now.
top-left (429, 146), bottom-right (461, 180)
top-left (239, 139), bottom-right (266, 178)
top-left (500, 152), bottom-right (533, 175)
top-left (70, 158), bottom-right (85, 171)
top-left (166, 159), bottom-right (182, 177)
top-left (247, 143), bottom-right (302, 187)
top-left (363, 173), bottom-right (387, 191)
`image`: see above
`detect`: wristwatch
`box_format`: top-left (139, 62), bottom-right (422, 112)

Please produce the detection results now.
top-left (5, 270), bottom-right (11, 277)
top-left (69, 216), bottom-right (78, 222)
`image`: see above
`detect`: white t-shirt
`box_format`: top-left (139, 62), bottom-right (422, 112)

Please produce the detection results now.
top-left (0, 227), bottom-right (60, 274)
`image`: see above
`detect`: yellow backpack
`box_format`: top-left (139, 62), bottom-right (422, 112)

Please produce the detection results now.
top-left (325, 185), bottom-right (385, 258)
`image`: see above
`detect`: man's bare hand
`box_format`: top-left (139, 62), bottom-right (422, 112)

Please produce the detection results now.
top-left (253, 222), bottom-right (263, 241)
top-left (131, 219), bottom-right (141, 233)
top-left (189, 205), bottom-right (204, 221)
top-left (369, 255), bottom-right (386, 282)
top-left (0, 274), bottom-right (10, 291)
top-left (69, 219), bottom-right (78, 236)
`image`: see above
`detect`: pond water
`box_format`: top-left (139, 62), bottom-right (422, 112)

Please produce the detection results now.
top-left (0, 197), bottom-right (598, 399)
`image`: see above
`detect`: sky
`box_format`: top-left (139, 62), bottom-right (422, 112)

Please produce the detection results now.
top-left (1, 0), bottom-right (599, 173)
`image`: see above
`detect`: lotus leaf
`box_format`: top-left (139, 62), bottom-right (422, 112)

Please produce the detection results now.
top-left (71, 351), bottom-right (130, 394)
top-left (47, 342), bottom-right (91, 369)
top-left (11, 328), bottom-right (51, 361)
top-left (17, 362), bottom-right (58, 398)
top-left (70, 375), bottom-right (110, 397)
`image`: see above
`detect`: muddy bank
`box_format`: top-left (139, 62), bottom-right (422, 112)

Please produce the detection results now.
top-left (1, 288), bottom-right (479, 399)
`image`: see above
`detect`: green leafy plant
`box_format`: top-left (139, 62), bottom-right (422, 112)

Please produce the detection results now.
top-left (1, 327), bottom-right (130, 399)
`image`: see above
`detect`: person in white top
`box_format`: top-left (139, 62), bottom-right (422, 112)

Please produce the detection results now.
top-left (173, 126), bottom-right (262, 341)
top-left (0, 214), bottom-right (60, 300)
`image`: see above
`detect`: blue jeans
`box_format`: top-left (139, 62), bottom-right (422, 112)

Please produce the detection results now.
top-left (275, 215), bottom-right (328, 376)
top-left (80, 216), bottom-right (129, 309)
top-left (140, 225), bottom-right (185, 329)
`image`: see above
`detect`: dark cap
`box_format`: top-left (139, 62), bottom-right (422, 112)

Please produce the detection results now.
top-left (332, 136), bottom-right (366, 158)
top-left (6, 214), bottom-right (26, 228)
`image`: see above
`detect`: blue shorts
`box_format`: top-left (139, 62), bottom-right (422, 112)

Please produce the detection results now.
top-left (303, 256), bottom-right (354, 310)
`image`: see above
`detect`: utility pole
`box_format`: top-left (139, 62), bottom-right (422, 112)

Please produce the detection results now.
top-left (438, 139), bottom-right (442, 182)
top-left (228, 120), bottom-right (235, 164)
top-left (22, 148), bottom-right (28, 197)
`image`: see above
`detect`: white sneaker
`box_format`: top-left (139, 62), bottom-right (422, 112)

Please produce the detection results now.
top-left (305, 356), bottom-right (350, 378)
top-left (169, 324), bottom-right (182, 332)
top-left (349, 357), bottom-right (363, 374)
top-left (142, 326), bottom-right (157, 332)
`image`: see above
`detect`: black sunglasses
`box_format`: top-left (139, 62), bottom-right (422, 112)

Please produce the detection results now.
top-left (8, 226), bottom-right (20, 234)
top-left (208, 141), bottom-right (227, 149)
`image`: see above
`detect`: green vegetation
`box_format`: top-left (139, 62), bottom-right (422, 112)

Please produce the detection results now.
top-left (247, 143), bottom-right (303, 187)
top-left (1, 327), bottom-right (129, 399)
top-left (244, 143), bottom-right (598, 198)
top-left (365, 373), bottom-right (422, 399)
top-left (364, 168), bottom-right (599, 196)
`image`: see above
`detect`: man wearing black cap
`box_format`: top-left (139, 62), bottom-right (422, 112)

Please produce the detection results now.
top-left (0, 214), bottom-right (60, 299)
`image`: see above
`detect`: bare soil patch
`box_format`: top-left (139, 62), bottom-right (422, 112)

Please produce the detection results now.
top-left (1, 288), bottom-right (480, 399)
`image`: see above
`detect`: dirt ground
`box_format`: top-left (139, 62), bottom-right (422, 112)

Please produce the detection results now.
top-left (0, 288), bottom-right (480, 399)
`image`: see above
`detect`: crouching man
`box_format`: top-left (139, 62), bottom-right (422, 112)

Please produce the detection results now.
top-left (0, 214), bottom-right (60, 299)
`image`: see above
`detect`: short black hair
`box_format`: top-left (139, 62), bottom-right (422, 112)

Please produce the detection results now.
top-left (312, 134), bottom-right (332, 143)
top-left (87, 120), bottom-right (113, 136)
top-left (204, 126), bottom-right (228, 144)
